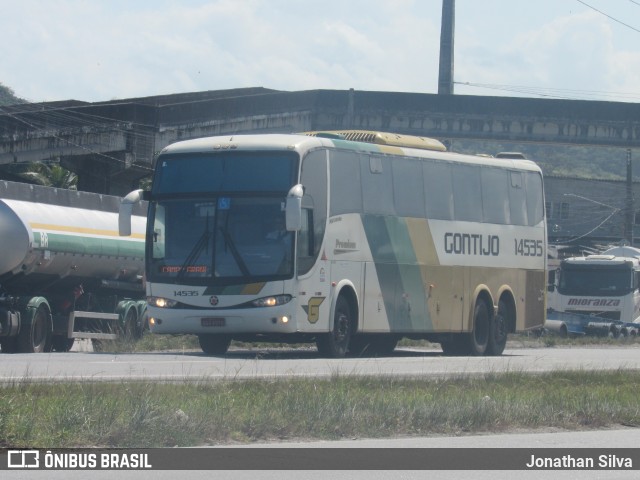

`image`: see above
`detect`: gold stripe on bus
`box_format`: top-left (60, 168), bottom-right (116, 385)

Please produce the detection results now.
top-left (377, 145), bottom-right (405, 155)
top-left (405, 218), bottom-right (440, 303)
top-left (405, 218), bottom-right (440, 267)
top-left (241, 283), bottom-right (266, 295)
top-left (29, 223), bottom-right (146, 240)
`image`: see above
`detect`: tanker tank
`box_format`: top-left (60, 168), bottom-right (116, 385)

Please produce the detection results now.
top-left (0, 180), bottom-right (148, 353)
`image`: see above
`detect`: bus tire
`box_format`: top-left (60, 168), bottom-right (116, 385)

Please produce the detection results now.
top-left (469, 300), bottom-right (490, 356)
top-left (198, 334), bottom-right (231, 355)
top-left (317, 295), bottom-right (352, 358)
top-left (17, 303), bottom-right (52, 353)
top-left (487, 299), bottom-right (509, 356)
top-left (558, 323), bottom-right (568, 338)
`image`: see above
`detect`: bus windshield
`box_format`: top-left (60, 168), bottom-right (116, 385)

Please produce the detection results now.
top-left (148, 196), bottom-right (294, 284)
top-left (558, 264), bottom-right (633, 296)
top-left (152, 151), bottom-right (297, 195)
top-left (147, 150), bottom-right (298, 284)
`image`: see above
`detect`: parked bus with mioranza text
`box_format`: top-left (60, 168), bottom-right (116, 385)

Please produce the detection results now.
top-left (119, 131), bottom-right (546, 357)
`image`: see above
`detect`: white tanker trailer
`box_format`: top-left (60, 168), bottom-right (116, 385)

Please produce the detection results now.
top-left (0, 180), bottom-right (147, 353)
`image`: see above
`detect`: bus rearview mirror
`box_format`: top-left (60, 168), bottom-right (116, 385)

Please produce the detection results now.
top-left (285, 184), bottom-right (304, 231)
top-left (119, 189), bottom-right (144, 236)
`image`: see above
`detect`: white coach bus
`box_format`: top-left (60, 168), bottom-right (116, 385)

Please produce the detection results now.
top-left (119, 131), bottom-right (546, 357)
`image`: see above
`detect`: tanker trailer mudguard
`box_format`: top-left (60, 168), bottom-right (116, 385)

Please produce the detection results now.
top-left (0, 180), bottom-right (147, 353)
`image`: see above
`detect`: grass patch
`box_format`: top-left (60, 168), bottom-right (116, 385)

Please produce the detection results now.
top-left (129, 333), bottom-right (200, 352)
top-left (1, 371), bottom-right (639, 448)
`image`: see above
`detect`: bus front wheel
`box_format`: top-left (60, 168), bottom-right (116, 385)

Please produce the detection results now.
top-left (198, 334), bottom-right (231, 355)
top-left (317, 296), bottom-right (352, 358)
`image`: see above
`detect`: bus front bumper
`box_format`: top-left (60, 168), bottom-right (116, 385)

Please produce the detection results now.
top-left (147, 305), bottom-right (298, 335)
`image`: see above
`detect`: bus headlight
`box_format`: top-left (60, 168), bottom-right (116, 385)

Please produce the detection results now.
top-left (148, 296), bottom-right (178, 308)
top-left (251, 295), bottom-right (292, 308)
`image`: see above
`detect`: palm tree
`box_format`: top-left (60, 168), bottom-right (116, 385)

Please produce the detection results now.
top-left (0, 161), bottom-right (77, 189)
top-left (45, 163), bottom-right (78, 189)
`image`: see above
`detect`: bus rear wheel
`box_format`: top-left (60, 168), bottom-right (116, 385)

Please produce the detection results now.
top-left (469, 300), bottom-right (490, 356)
top-left (487, 299), bottom-right (509, 356)
top-left (198, 334), bottom-right (231, 355)
top-left (317, 296), bottom-right (352, 358)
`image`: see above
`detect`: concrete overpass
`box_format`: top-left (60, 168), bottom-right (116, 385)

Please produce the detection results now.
top-left (1, 87), bottom-right (639, 195)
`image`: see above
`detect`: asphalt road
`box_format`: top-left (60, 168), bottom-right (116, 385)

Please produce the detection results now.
top-left (3, 345), bottom-right (640, 479)
top-left (1, 344), bottom-right (640, 383)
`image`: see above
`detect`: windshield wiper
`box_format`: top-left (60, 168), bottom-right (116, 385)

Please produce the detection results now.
top-left (177, 214), bottom-right (212, 281)
top-left (218, 226), bottom-right (251, 277)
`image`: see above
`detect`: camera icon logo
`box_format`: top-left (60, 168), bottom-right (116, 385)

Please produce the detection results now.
top-left (7, 450), bottom-right (40, 468)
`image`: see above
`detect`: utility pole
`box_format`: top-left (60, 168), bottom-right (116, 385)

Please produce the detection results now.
top-left (438, 0), bottom-right (455, 95)
top-left (625, 149), bottom-right (634, 246)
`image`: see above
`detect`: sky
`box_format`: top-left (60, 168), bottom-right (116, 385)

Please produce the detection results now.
top-left (1, 0), bottom-right (640, 104)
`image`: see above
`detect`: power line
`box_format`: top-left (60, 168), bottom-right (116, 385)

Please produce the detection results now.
top-left (576, 0), bottom-right (640, 33)
top-left (0, 105), bottom-right (153, 171)
top-left (0, 97), bottom-right (163, 161)
top-left (556, 208), bottom-right (621, 243)
top-left (454, 81), bottom-right (640, 101)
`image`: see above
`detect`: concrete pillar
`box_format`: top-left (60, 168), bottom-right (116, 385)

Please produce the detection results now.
top-left (438, 0), bottom-right (455, 95)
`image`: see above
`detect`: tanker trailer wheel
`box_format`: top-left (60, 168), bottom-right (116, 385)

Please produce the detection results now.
top-left (121, 307), bottom-right (139, 341)
top-left (18, 303), bottom-right (52, 353)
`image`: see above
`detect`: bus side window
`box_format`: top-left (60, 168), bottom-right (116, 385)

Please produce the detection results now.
top-left (508, 171), bottom-right (527, 226)
top-left (525, 172), bottom-right (545, 226)
top-left (297, 209), bottom-right (315, 274)
top-left (393, 157), bottom-right (425, 218)
top-left (481, 167), bottom-right (510, 224)
top-left (152, 204), bottom-right (166, 259)
top-left (300, 149), bottom-right (327, 274)
top-left (452, 164), bottom-right (482, 222)
top-left (424, 161), bottom-right (454, 220)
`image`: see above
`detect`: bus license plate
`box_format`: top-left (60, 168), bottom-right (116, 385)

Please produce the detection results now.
top-left (201, 317), bottom-right (225, 327)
